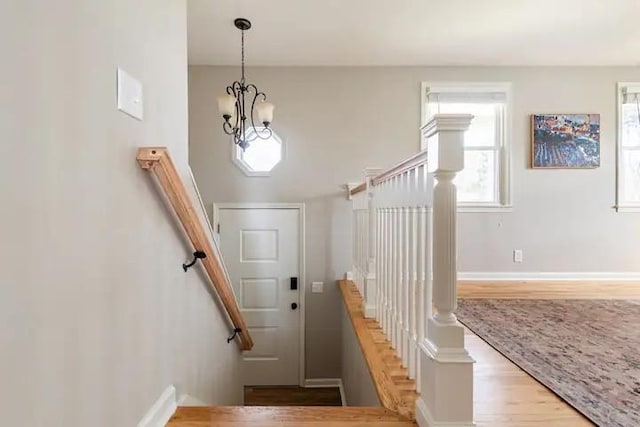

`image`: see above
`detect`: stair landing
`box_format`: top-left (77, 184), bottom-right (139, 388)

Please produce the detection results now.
top-left (166, 406), bottom-right (416, 426)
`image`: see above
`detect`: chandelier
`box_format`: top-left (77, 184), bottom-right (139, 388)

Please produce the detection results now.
top-left (217, 18), bottom-right (274, 150)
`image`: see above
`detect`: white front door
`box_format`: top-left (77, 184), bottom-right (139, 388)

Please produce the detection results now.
top-left (218, 207), bottom-right (301, 386)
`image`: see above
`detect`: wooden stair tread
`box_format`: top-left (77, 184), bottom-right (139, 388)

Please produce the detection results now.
top-left (389, 367), bottom-right (409, 378)
top-left (167, 406), bottom-right (416, 425)
top-left (394, 380), bottom-right (416, 391)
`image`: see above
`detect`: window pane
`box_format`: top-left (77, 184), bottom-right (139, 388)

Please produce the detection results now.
top-left (433, 102), bottom-right (498, 147)
top-left (622, 103), bottom-right (640, 147)
top-left (621, 150), bottom-right (640, 203)
top-left (238, 131), bottom-right (282, 172)
top-left (454, 150), bottom-right (497, 203)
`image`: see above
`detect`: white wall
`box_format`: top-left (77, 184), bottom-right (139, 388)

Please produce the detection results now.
top-left (0, 2), bottom-right (241, 426)
top-left (188, 65), bottom-right (640, 377)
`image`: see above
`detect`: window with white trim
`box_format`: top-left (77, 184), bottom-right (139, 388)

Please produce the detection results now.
top-left (618, 83), bottom-right (640, 209)
top-left (423, 83), bottom-right (511, 208)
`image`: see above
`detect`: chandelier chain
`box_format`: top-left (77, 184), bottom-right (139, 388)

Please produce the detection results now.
top-left (241, 29), bottom-right (245, 84)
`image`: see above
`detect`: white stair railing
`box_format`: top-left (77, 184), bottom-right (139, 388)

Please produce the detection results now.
top-left (347, 114), bottom-right (475, 427)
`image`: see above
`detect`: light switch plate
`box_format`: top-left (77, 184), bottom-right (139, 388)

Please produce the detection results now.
top-left (117, 68), bottom-right (143, 120)
top-left (311, 282), bottom-right (324, 293)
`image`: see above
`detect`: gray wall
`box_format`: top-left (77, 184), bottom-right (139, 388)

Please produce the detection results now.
top-left (188, 65), bottom-right (640, 378)
top-left (0, 2), bottom-right (241, 426)
top-left (341, 303), bottom-right (381, 406)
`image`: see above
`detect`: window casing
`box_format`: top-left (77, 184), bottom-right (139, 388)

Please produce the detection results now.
top-left (617, 83), bottom-right (640, 210)
top-left (422, 83), bottom-right (511, 210)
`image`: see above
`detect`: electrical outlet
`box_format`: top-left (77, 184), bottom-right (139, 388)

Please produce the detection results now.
top-left (311, 282), bottom-right (324, 293)
top-left (513, 249), bottom-right (523, 263)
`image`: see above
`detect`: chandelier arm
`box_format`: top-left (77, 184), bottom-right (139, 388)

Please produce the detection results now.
top-left (225, 81), bottom-right (243, 135)
top-left (243, 130), bottom-right (260, 143)
top-left (253, 127), bottom-right (273, 140)
top-left (246, 84), bottom-right (269, 137)
top-left (239, 83), bottom-right (247, 144)
top-left (222, 120), bottom-right (236, 135)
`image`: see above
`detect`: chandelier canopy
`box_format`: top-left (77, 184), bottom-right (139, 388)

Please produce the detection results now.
top-left (216, 18), bottom-right (274, 150)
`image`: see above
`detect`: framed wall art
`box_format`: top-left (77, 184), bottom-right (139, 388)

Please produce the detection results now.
top-left (531, 114), bottom-right (600, 168)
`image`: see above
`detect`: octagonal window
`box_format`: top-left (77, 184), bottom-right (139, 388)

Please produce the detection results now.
top-left (233, 129), bottom-right (283, 176)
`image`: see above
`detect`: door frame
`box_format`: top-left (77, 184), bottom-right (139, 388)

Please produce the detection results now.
top-left (213, 202), bottom-right (306, 387)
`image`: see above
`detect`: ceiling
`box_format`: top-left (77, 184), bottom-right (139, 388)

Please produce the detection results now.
top-left (187, 0), bottom-right (640, 66)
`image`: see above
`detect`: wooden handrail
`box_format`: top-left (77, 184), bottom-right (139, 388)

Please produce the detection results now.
top-left (349, 182), bottom-right (367, 196)
top-left (371, 149), bottom-right (428, 186)
top-left (349, 150), bottom-right (428, 196)
top-left (137, 147), bottom-right (253, 351)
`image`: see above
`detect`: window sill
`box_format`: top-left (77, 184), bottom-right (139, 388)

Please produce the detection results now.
top-left (458, 205), bottom-right (513, 213)
top-left (615, 206), bottom-right (640, 212)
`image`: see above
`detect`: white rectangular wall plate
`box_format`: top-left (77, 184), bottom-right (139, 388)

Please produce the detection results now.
top-left (117, 68), bottom-right (144, 120)
top-left (311, 282), bottom-right (324, 293)
top-left (513, 249), bottom-right (523, 263)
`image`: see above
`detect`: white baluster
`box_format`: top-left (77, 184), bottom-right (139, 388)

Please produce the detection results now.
top-left (408, 203), bottom-right (418, 380)
top-left (403, 185), bottom-right (411, 369)
top-left (390, 178), bottom-right (399, 349)
top-left (395, 204), bottom-right (402, 351)
top-left (415, 202), bottom-right (425, 394)
top-left (360, 209), bottom-right (367, 297)
top-left (386, 204), bottom-right (392, 338)
top-left (399, 181), bottom-right (407, 365)
top-left (384, 205), bottom-right (391, 336)
top-left (375, 203), bottom-right (380, 319)
top-left (361, 209), bottom-right (365, 294)
top-left (356, 209), bottom-right (361, 290)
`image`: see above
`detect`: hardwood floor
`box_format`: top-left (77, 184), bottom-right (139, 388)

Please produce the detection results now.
top-left (244, 386), bottom-right (342, 406)
top-left (459, 280), bottom-right (640, 299)
top-left (461, 280), bottom-right (640, 427)
top-left (468, 328), bottom-right (592, 426)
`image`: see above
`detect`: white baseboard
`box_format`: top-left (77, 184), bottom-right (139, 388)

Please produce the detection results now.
top-left (177, 394), bottom-right (208, 406)
top-left (459, 272), bottom-right (640, 281)
top-left (304, 378), bottom-right (346, 406)
top-left (415, 398), bottom-right (475, 427)
top-left (137, 385), bottom-right (177, 427)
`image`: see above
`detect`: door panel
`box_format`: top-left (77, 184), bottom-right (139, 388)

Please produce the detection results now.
top-left (218, 208), bottom-right (300, 386)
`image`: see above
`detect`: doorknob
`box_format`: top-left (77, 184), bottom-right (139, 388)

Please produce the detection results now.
top-left (291, 302), bottom-right (298, 310)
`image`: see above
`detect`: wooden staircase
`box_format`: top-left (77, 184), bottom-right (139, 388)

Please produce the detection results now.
top-left (163, 281), bottom-right (418, 426)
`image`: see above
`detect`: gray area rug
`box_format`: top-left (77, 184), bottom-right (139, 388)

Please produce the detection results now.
top-left (457, 299), bottom-right (640, 427)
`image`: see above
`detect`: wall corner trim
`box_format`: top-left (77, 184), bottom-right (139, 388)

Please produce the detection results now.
top-left (459, 272), bottom-right (640, 281)
top-left (303, 378), bottom-right (346, 406)
top-left (137, 385), bottom-right (177, 427)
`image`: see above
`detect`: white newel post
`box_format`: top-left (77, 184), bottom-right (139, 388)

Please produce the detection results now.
top-left (416, 114), bottom-right (475, 427)
top-left (363, 168), bottom-right (383, 318)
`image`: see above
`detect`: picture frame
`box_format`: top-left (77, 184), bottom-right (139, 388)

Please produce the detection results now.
top-left (531, 114), bottom-right (600, 169)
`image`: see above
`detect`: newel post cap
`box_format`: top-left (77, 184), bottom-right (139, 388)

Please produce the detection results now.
top-left (422, 114), bottom-right (473, 173)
